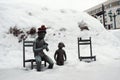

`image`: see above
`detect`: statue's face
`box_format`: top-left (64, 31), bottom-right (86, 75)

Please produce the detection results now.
top-left (38, 32), bottom-right (46, 39)
top-left (58, 43), bottom-right (65, 48)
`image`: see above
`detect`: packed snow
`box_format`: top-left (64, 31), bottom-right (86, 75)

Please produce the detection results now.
top-left (0, 0), bottom-right (120, 80)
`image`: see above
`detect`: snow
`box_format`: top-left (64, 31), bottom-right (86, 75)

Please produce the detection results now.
top-left (0, 0), bottom-right (120, 80)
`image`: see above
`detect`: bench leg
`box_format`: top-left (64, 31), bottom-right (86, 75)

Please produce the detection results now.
top-left (94, 56), bottom-right (96, 61)
top-left (31, 61), bottom-right (34, 69)
top-left (80, 57), bottom-right (82, 61)
top-left (44, 61), bottom-right (46, 67)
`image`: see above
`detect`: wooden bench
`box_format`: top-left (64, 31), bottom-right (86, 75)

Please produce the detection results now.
top-left (77, 37), bottom-right (96, 61)
top-left (23, 40), bottom-right (46, 69)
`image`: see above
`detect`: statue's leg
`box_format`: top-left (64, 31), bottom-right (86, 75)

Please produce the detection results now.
top-left (35, 56), bottom-right (42, 71)
top-left (44, 55), bottom-right (54, 69)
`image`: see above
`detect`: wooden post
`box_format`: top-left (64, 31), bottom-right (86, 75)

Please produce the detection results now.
top-left (31, 61), bottom-right (33, 69)
top-left (23, 40), bottom-right (25, 67)
top-left (78, 38), bottom-right (80, 59)
top-left (90, 37), bottom-right (93, 57)
top-left (102, 4), bottom-right (106, 28)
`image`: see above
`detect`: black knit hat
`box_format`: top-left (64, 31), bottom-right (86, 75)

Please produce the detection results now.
top-left (58, 42), bottom-right (65, 48)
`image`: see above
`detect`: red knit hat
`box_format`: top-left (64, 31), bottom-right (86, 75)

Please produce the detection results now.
top-left (38, 25), bottom-right (47, 33)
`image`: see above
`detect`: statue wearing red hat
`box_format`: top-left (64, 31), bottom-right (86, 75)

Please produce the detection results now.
top-left (33, 25), bottom-right (54, 71)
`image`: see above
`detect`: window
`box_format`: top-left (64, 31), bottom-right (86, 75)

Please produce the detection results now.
top-left (100, 20), bottom-right (102, 23)
top-left (109, 4), bottom-right (112, 8)
top-left (104, 13), bottom-right (107, 16)
top-left (119, 1), bottom-right (120, 5)
top-left (105, 18), bottom-right (107, 23)
top-left (97, 8), bottom-right (101, 12)
top-left (106, 4), bottom-right (110, 9)
top-left (112, 1), bottom-right (118, 7)
top-left (110, 24), bottom-right (113, 29)
top-left (116, 8), bottom-right (120, 15)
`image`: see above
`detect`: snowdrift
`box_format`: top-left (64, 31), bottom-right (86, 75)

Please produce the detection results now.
top-left (1, 1), bottom-right (120, 80)
top-left (0, 0), bottom-right (120, 68)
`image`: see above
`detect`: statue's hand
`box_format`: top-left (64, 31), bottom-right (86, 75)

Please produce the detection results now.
top-left (46, 47), bottom-right (49, 51)
top-left (43, 45), bottom-right (47, 49)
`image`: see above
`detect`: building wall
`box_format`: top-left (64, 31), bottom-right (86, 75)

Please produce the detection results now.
top-left (85, 0), bottom-right (120, 29)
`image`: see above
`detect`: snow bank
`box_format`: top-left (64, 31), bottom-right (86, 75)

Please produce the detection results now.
top-left (0, 1), bottom-right (120, 80)
top-left (0, 0), bottom-right (120, 68)
top-left (0, 1), bottom-right (105, 33)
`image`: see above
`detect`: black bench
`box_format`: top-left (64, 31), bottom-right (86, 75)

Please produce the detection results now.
top-left (77, 37), bottom-right (96, 61)
top-left (23, 40), bottom-right (46, 69)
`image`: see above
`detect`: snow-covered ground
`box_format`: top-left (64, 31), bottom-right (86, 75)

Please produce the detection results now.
top-left (0, 0), bottom-right (120, 80)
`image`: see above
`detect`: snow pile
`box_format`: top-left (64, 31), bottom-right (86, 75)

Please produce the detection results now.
top-left (0, 1), bottom-right (105, 33)
top-left (0, 0), bottom-right (120, 80)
